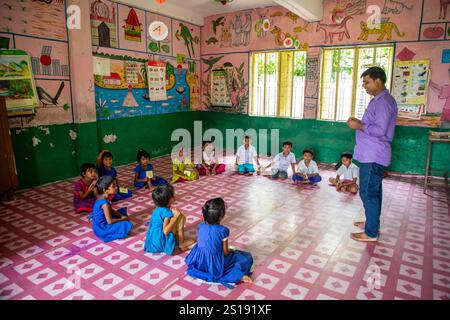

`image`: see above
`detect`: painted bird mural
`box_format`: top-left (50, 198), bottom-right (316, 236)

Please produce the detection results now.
top-left (211, 16), bottom-right (225, 35)
top-left (36, 82), bottom-right (64, 107)
top-left (201, 55), bottom-right (224, 73)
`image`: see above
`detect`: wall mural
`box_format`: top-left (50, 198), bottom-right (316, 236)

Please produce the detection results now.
top-left (316, 16), bottom-right (353, 44)
top-left (381, 0), bottom-right (413, 14)
top-left (93, 51), bottom-right (199, 120)
top-left (146, 13), bottom-right (172, 55)
top-left (201, 2), bottom-right (448, 127)
top-left (357, 19), bottom-right (405, 41)
top-left (118, 5), bottom-right (147, 53)
top-left (174, 22), bottom-right (200, 59)
top-left (90, 0), bottom-right (117, 48)
top-left (0, 0), bottom-right (66, 40)
top-left (201, 54), bottom-right (249, 114)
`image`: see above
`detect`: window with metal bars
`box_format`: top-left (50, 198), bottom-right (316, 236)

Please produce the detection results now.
top-left (250, 50), bottom-right (307, 118)
top-left (319, 45), bottom-right (394, 121)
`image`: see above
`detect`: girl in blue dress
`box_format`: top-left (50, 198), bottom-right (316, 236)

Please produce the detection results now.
top-left (91, 176), bottom-right (133, 243)
top-left (96, 150), bottom-right (132, 201)
top-left (144, 184), bottom-right (195, 255)
top-left (134, 149), bottom-right (168, 189)
top-left (185, 198), bottom-right (253, 288)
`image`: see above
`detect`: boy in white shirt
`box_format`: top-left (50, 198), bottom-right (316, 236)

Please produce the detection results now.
top-left (262, 141), bottom-right (296, 179)
top-left (329, 152), bottom-right (359, 194)
top-left (292, 149), bottom-right (322, 185)
top-left (235, 135), bottom-right (260, 175)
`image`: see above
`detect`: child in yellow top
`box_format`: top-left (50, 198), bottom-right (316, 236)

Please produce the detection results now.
top-left (172, 146), bottom-right (199, 183)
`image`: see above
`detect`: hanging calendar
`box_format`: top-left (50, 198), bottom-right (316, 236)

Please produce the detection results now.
top-left (210, 68), bottom-right (232, 107)
top-left (147, 60), bottom-right (167, 101)
top-left (392, 59), bottom-right (430, 119)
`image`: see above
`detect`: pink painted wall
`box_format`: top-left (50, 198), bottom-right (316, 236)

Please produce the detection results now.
top-left (201, 0), bottom-right (450, 127)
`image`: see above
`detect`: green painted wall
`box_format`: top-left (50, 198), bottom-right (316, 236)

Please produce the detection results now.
top-left (11, 112), bottom-right (201, 189)
top-left (200, 112), bottom-right (450, 175)
top-left (10, 111), bottom-right (449, 189)
top-left (96, 112), bottom-right (203, 166)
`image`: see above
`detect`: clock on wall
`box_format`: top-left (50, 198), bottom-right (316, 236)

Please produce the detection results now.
top-left (149, 21), bottom-right (169, 41)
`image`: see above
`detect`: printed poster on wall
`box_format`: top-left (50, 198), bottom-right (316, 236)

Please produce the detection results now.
top-left (211, 68), bottom-right (232, 107)
top-left (147, 60), bottom-right (167, 101)
top-left (392, 59), bottom-right (430, 119)
top-left (0, 49), bottom-right (39, 117)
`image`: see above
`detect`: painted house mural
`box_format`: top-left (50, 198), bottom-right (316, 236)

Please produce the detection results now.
top-left (90, 0), bottom-right (117, 48)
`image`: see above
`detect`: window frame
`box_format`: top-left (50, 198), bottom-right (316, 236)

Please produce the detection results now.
top-left (249, 49), bottom-right (307, 119)
top-left (318, 44), bottom-right (394, 122)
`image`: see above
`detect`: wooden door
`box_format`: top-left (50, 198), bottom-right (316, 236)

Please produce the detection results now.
top-left (0, 96), bottom-right (19, 192)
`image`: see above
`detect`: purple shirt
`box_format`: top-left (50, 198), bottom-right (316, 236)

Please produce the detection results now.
top-left (354, 89), bottom-right (398, 167)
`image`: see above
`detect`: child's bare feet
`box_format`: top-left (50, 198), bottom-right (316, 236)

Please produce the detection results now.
top-left (241, 275), bottom-right (253, 284)
top-left (179, 239), bottom-right (196, 251)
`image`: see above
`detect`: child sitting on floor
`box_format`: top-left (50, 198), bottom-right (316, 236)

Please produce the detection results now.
top-left (144, 184), bottom-right (195, 255)
top-left (292, 149), bottom-right (322, 185)
top-left (197, 141), bottom-right (226, 176)
top-left (134, 149), bottom-right (168, 189)
top-left (97, 150), bottom-right (132, 201)
top-left (91, 175), bottom-right (133, 242)
top-left (329, 152), bottom-right (359, 194)
top-left (73, 163), bottom-right (98, 213)
top-left (235, 135), bottom-right (260, 175)
top-left (185, 197), bottom-right (253, 288)
top-left (261, 141), bottom-right (296, 180)
top-left (172, 146), bottom-right (199, 183)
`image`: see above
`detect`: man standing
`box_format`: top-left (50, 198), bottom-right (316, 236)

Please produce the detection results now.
top-left (347, 67), bottom-right (398, 242)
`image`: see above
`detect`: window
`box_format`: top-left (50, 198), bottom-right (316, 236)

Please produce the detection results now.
top-left (250, 50), bottom-right (307, 118)
top-left (319, 45), bottom-right (394, 121)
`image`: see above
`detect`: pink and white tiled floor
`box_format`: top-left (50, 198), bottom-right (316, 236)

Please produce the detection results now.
top-left (0, 156), bottom-right (449, 300)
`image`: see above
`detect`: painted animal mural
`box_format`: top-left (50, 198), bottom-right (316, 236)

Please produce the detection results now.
top-left (242, 13), bottom-right (252, 46)
top-left (220, 24), bottom-right (233, 47)
top-left (440, 0), bottom-right (450, 19)
top-left (231, 14), bottom-right (243, 46)
top-left (381, 0), bottom-right (413, 15)
top-left (342, 0), bottom-right (367, 16)
top-left (357, 20), bottom-right (405, 41)
top-left (175, 23), bottom-right (199, 58)
top-left (315, 16), bottom-right (353, 44)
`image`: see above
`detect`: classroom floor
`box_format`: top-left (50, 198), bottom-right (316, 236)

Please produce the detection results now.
top-left (0, 156), bottom-right (449, 300)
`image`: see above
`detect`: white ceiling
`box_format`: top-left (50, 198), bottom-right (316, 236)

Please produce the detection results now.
top-left (119, 0), bottom-right (277, 26)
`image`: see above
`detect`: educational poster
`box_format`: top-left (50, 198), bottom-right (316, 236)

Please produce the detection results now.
top-left (210, 68), bottom-right (232, 107)
top-left (146, 13), bottom-right (172, 56)
top-left (147, 61), bottom-right (167, 101)
top-left (392, 60), bottom-right (430, 120)
top-left (118, 5), bottom-right (147, 52)
top-left (0, 0), bottom-right (67, 41)
top-left (201, 53), bottom-right (249, 113)
top-left (0, 49), bottom-right (39, 117)
top-left (304, 51), bottom-right (320, 119)
top-left (90, 0), bottom-right (118, 48)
